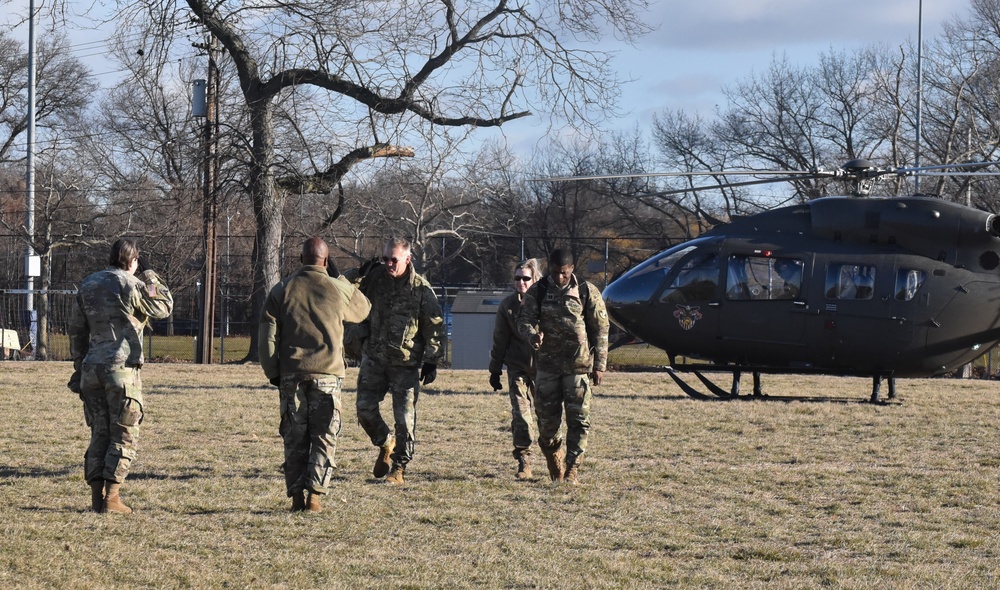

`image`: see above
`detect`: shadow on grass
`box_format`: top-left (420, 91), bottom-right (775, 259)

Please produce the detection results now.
top-left (151, 384), bottom-right (272, 394)
top-left (0, 466), bottom-right (76, 479)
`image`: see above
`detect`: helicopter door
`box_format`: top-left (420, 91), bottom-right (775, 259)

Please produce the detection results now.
top-left (718, 254), bottom-right (808, 360)
top-left (817, 261), bottom-right (916, 370)
top-left (652, 249), bottom-right (722, 358)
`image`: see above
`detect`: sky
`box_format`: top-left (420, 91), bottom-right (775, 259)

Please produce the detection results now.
top-left (503, 0), bottom-right (965, 153)
top-left (3, 0), bottom-right (968, 157)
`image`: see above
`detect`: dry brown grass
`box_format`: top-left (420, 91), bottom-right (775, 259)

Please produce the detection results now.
top-left (0, 362), bottom-right (997, 589)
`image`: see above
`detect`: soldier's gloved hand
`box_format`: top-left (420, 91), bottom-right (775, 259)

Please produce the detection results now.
top-left (420, 363), bottom-right (437, 385)
top-left (358, 255), bottom-right (382, 278)
top-left (68, 370), bottom-right (82, 394)
top-left (269, 376), bottom-right (281, 387)
top-left (489, 372), bottom-right (503, 391)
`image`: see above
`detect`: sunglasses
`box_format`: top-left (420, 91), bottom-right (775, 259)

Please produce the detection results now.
top-left (382, 256), bottom-right (405, 264)
top-left (514, 276), bottom-right (532, 282)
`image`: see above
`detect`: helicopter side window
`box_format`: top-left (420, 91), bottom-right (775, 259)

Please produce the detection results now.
top-left (894, 269), bottom-right (926, 301)
top-left (726, 255), bottom-right (802, 300)
top-left (825, 263), bottom-right (876, 300)
top-left (661, 252), bottom-right (720, 304)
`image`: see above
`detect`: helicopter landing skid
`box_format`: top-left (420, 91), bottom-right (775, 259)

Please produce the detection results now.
top-left (664, 368), bottom-right (715, 400)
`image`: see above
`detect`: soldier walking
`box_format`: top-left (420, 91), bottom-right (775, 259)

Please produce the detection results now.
top-left (68, 239), bottom-right (174, 513)
top-left (259, 238), bottom-right (371, 512)
top-left (488, 259), bottom-right (542, 479)
top-left (350, 237), bottom-right (444, 484)
top-left (517, 249), bottom-right (609, 484)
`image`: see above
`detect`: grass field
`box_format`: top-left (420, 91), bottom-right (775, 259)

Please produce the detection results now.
top-left (0, 362), bottom-right (997, 589)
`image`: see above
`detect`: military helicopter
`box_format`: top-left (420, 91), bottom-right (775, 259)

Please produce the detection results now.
top-left (584, 159), bottom-right (1000, 402)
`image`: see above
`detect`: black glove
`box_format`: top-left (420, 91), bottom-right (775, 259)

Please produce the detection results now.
top-left (420, 363), bottom-right (437, 385)
top-left (358, 255), bottom-right (382, 278)
top-left (269, 376), bottom-right (281, 387)
top-left (489, 372), bottom-right (503, 391)
top-left (68, 370), bottom-right (82, 394)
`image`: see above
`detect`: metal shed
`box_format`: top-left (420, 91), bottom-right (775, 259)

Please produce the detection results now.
top-left (450, 290), bottom-right (509, 370)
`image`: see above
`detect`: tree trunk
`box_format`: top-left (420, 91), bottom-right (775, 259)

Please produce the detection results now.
top-left (242, 99), bottom-right (283, 363)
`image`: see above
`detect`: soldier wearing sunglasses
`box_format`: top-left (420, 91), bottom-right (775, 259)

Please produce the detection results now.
top-left (488, 259), bottom-right (542, 480)
top-left (352, 237), bottom-right (444, 484)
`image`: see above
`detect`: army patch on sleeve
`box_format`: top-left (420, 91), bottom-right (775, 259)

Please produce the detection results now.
top-left (147, 283), bottom-right (158, 297)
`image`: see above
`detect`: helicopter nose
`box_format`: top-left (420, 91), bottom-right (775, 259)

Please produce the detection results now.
top-left (602, 272), bottom-right (653, 336)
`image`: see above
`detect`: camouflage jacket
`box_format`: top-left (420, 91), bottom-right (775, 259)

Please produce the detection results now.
top-left (489, 291), bottom-right (535, 375)
top-left (259, 265), bottom-right (372, 380)
top-left (516, 274), bottom-right (609, 374)
top-left (68, 268), bottom-right (174, 368)
top-left (354, 264), bottom-right (444, 367)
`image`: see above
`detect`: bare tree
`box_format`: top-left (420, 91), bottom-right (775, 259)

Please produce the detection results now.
top-left (111, 0), bottom-right (650, 360)
top-left (0, 30), bottom-right (93, 164)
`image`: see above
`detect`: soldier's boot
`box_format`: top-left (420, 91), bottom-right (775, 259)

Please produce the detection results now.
top-left (305, 492), bottom-right (322, 513)
top-left (103, 482), bottom-right (132, 514)
top-left (89, 480), bottom-right (105, 513)
top-left (515, 455), bottom-right (532, 480)
top-left (541, 445), bottom-right (565, 482)
top-left (386, 463), bottom-right (405, 485)
top-left (373, 437), bottom-right (394, 478)
top-left (564, 456), bottom-right (583, 485)
top-left (290, 490), bottom-right (306, 512)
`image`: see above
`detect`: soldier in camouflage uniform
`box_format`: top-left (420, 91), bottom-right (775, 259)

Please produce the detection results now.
top-left (259, 238), bottom-right (371, 512)
top-left (488, 258), bottom-right (542, 480)
top-left (516, 249), bottom-right (609, 484)
top-left (351, 237), bottom-right (444, 484)
top-left (68, 239), bottom-right (174, 513)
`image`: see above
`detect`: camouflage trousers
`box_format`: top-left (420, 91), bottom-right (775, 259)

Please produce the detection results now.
top-left (278, 375), bottom-right (343, 497)
top-left (79, 364), bottom-right (143, 484)
top-left (356, 356), bottom-right (419, 466)
top-left (534, 370), bottom-right (592, 465)
top-left (507, 368), bottom-right (537, 458)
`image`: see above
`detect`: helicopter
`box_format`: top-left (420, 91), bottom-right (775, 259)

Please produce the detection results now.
top-left (586, 159), bottom-right (1000, 402)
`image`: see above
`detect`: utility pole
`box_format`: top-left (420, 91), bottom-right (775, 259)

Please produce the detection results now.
top-left (195, 36), bottom-right (219, 364)
top-left (24, 0), bottom-right (38, 358)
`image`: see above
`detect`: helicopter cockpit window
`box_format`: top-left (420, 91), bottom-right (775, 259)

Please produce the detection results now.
top-left (825, 264), bottom-right (876, 299)
top-left (726, 255), bottom-right (803, 301)
top-left (615, 244), bottom-right (700, 304)
top-left (660, 252), bottom-right (720, 304)
top-left (894, 269), bottom-right (926, 301)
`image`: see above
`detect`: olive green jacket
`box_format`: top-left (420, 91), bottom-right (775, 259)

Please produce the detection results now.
top-left (259, 265), bottom-right (371, 379)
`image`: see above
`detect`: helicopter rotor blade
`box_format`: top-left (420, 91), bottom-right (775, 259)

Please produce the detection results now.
top-left (531, 170), bottom-right (820, 183)
top-left (637, 173), bottom-right (830, 199)
top-left (892, 160), bottom-right (1000, 176)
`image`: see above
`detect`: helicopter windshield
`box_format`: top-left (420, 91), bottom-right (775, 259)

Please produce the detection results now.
top-left (609, 242), bottom-right (704, 304)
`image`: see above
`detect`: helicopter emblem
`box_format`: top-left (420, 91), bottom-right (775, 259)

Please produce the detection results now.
top-left (672, 305), bottom-right (702, 330)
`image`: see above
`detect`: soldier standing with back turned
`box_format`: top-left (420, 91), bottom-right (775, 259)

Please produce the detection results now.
top-left (352, 237), bottom-right (444, 485)
top-left (68, 238), bottom-right (174, 513)
top-left (259, 238), bottom-right (371, 512)
top-left (517, 249), bottom-right (609, 484)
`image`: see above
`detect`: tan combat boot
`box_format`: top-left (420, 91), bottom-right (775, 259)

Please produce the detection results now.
top-left (305, 492), bottom-right (322, 513)
top-left (103, 481), bottom-right (132, 514)
top-left (564, 455), bottom-right (583, 485)
top-left (291, 490), bottom-right (306, 512)
top-left (89, 480), bottom-right (105, 513)
top-left (542, 446), bottom-right (565, 482)
top-left (385, 463), bottom-right (405, 485)
top-left (515, 455), bottom-right (532, 480)
top-left (373, 437), bottom-right (394, 478)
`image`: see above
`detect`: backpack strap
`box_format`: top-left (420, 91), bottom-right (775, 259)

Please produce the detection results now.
top-left (536, 276), bottom-right (590, 315)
